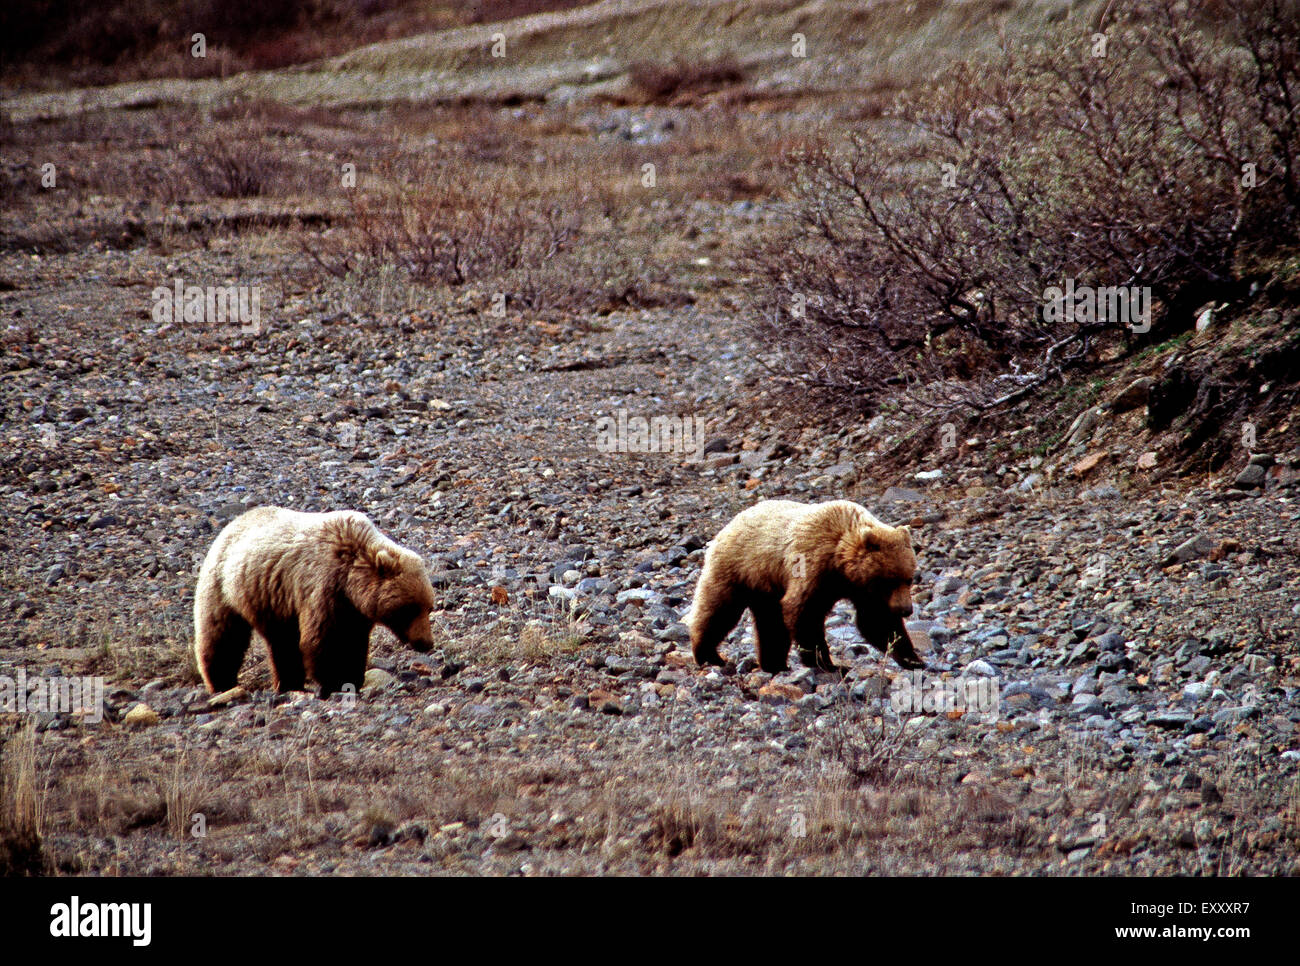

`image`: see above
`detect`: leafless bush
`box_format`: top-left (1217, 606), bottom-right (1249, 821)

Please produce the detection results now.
top-left (318, 161), bottom-right (569, 285)
top-left (189, 133), bottom-right (284, 198)
top-left (815, 690), bottom-right (928, 789)
top-left (749, 0), bottom-right (1299, 409)
top-left (305, 155), bottom-right (579, 292)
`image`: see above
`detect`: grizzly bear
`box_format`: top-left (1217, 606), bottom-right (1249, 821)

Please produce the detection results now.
top-left (688, 499), bottom-right (924, 673)
top-left (194, 507), bottom-right (436, 697)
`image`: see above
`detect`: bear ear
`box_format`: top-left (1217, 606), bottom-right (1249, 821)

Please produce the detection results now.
top-left (855, 527), bottom-right (883, 553)
top-left (373, 547), bottom-right (401, 580)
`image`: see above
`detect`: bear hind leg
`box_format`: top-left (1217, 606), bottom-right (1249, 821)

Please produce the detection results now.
top-left (261, 619), bottom-right (306, 693)
top-left (690, 576), bottom-right (744, 667)
top-left (195, 606), bottom-right (252, 693)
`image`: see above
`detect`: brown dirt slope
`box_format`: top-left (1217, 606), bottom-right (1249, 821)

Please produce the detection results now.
top-left (1, 0), bottom-right (1106, 122)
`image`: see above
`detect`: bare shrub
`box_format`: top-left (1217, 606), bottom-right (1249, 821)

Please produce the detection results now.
top-left (814, 687), bottom-right (935, 789)
top-left (188, 133), bottom-right (283, 199)
top-left (823, 718), bottom-right (909, 789)
top-left (749, 0), bottom-right (1299, 411)
top-left (302, 150), bottom-right (673, 316)
top-left (304, 154), bottom-right (570, 284)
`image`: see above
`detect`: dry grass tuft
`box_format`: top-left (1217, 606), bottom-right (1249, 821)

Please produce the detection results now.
top-left (0, 722), bottom-right (51, 876)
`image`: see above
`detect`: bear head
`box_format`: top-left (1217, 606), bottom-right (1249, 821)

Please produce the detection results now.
top-left (342, 539), bottom-right (437, 652)
top-left (833, 521), bottom-right (916, 617)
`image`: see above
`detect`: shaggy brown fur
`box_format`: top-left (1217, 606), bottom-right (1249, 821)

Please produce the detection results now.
top-left (689, 499), bottom-right (923, 673)
top-left (194, 507), bottom-right (436, 696)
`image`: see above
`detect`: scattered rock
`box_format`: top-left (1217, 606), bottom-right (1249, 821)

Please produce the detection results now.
top-left (208, 686), bottom-right (249, 709)
top-left (363, 668), bottom-right (397, 692)
top-left (1072, 451), bottom-right (1108, 477)
top-left (123, 703), bottom-right (160, 728)
top-left (758, 683), bottom-right (804, 705)
top-left (1163, 534), bottom-right (1217, 566)
top-left (882, 486), bottom-right (925, 502)
top-left (1062, 406), bottom-right (1104, 447)
top-left (1234, 463), bottom-right (1266, 489)
top-left (1108, 377), bottom-right (1154, 414)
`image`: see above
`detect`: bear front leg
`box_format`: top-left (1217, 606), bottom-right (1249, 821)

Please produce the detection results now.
top-left (783, 590), bottom-right (836, 672)
top-left (750, 596), bottom-right (792, 673)
top-left (194, 605), bottom-right (253, 693)
top-left (855, 605), bottom-right (924, 669)
top-left (306, 610), bottom-right (371, 699)
top-left (315, 631), bottom-right (370, 699)
top-left (689, 575), bottom-right (744, 667)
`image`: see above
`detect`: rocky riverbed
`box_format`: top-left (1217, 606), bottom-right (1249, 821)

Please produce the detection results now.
top-left (2, 236), bottom-right (1298, 875)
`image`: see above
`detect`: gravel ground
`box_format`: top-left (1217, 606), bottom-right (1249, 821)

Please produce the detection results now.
top-left (2, 191), bottom-right (1299, 876)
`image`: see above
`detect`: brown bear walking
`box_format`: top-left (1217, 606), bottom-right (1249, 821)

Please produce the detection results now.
top-left (689, 499), bottom-right (924, 673)
top-left (194, 507), bottom-right (436, 697)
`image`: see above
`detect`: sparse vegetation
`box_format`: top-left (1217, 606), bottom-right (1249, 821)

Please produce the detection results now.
top-left (0, 723), bottom-right (50, 876)
top-left (815, 691), bottom-right (927, 789)
top-left (1, 0), bottom-right (1298, 881)
top-left (301, 153), bottom-right (657, 315)
top-left (1, 0), bottom-right (598, 89)
top-left (751, 0), bottom-right (1299, 417)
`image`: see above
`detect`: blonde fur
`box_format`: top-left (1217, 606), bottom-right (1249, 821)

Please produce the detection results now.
top-left (689, 499), bottom-right (922, 672)
top-left (193, 507), bottom-right (435, 696)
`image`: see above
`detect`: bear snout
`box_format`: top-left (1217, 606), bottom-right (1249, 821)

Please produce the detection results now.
top-left (402, 613), bottom-right (435, 652)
